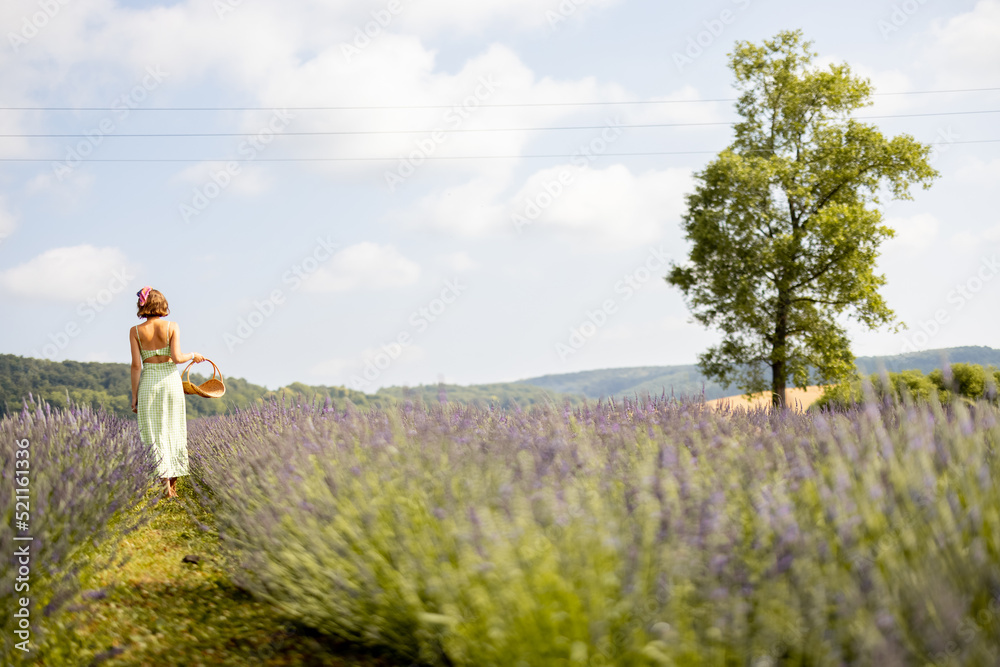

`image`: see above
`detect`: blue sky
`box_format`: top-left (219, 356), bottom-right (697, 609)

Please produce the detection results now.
top-left (0, 0), bottom-right (997, 391)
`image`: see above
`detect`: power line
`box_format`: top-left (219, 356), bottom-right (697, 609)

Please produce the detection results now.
top-left (0, 86), bottom-right (998, 112)
top-left (0, 109), bottom-right (997, 139)
top-left (0, 139), bottom-right (996, 162)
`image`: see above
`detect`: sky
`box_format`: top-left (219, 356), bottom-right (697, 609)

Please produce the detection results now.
top-left (0, 0), bottom-right (997, 392)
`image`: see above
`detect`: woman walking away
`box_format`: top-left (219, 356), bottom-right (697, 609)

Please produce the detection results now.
top-left (129, 286), bottom-right (204, 498)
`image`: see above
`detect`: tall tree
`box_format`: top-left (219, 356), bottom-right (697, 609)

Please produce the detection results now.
top-left (667, 30), bottom-right (938, 407)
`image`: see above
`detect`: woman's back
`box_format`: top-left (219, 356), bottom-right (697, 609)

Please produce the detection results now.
top-left (135, 318), bottom-right (172, 363)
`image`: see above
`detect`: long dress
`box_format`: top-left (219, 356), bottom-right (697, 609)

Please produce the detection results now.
top-left (135, 325), bottom-right (189, 478)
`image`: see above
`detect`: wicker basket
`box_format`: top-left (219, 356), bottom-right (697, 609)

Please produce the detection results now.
top-left (181, 359), bottom-right (226, 398)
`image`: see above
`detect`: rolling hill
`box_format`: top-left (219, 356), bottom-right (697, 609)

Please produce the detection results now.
top-left (515, 346), bottom-right (1000, 400)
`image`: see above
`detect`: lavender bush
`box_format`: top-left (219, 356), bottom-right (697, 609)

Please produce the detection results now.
top-left (0, 398), bottom-right (157, 662)
top-left (190, 395), bottom-right (1000, 666)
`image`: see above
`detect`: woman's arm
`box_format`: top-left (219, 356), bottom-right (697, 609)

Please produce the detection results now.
top-left (169, 322), bottom-right (204, 364)
top-left (129, 328), bottom-right (142, 412)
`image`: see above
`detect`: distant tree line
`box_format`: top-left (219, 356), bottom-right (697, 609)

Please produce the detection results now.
top-left (0, 355), bottom-right (582, 419)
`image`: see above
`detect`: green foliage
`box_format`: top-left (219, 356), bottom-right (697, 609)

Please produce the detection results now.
top-left (667, 30), bottom-right (939, 405)
top-left (814, 363), bottom-right (999, 410)
top-left (929, 362), bottom-right (989, 401)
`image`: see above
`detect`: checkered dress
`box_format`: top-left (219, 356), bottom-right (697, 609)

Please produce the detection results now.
top-left (135, 325), bottom-right (189, 478)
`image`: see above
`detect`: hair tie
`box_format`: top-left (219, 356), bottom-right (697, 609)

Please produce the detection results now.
top-left (137, 286), bottom-right (152, 306)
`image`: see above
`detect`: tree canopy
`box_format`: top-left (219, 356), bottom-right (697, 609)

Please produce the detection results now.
top-left (667, 30), bottom-right (939, 406)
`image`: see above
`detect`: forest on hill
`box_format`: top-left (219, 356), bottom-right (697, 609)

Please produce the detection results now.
top-left (0, 354), bottom-right (582, 418)
top-left (3, 346), bottom-right (998, 418)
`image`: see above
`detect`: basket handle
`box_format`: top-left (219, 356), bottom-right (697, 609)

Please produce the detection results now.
top-left (183, 358), bottom-right (224, 384)
top-left (182, 359), bottom-right (196, 383)
top-left (205, 359), bottom-right (223, 383)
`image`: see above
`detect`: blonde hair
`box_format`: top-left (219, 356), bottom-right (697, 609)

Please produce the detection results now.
top-left (137, 289), bottom-right (170, 318)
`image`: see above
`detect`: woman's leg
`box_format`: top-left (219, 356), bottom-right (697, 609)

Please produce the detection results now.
top-left (168, 477), bottom-right (178, 497)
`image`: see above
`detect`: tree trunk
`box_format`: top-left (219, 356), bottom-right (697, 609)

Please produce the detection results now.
top-left (772, 292), bottom-right (789, 408)
top-left (771, 362), bottom-right (787, 408)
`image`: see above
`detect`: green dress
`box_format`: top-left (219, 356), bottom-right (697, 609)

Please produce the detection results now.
top-left (135, 325), bottom-right (188, 478)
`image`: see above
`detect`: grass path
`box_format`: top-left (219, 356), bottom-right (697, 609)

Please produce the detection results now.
top-left (51, 479), bottom-right (403, 667)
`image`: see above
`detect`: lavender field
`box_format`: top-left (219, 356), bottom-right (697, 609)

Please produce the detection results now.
top-left (1, 400), bottom-right (157, 662)
top-left (4, 394), bottom-right (1000, 665)
top-left (180, 395), bottom-right (1000, 666)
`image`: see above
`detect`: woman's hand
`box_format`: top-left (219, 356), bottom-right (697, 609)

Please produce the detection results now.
top-left (131, 398), bottom-right (138, 414)
top-left (192, 353), bottom-right (205, 363)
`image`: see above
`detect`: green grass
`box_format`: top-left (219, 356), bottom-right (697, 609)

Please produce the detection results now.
top-left (40, 479), bottom-right (405, 666)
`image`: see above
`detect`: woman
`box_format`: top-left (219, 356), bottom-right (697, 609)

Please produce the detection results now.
top-left (129, 286), bottom-right (204, 498)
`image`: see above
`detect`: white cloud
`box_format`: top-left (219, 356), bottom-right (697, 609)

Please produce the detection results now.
top-left (0, 197), bottom-right (17, 243)
top-left (0, 245), bottom-right (137, 301)
top-left (922, 0), bottom-right (1000, 87)
top-left (511, 164), bottom-right (694, 249)
top-left (983, 224), bottom-right (1000, 243)
top-left (406, 178), bottom-right (508, 236)
top-left (0, 0), bottom-right (638, 194)
top-left (256, 41), bottom-right (628, 186)
top-left (387, 0), bottom-right (623, 35)
top-left (402, 163), bottom-right (694, 250)
top-left (956, 157), bottom-right (1000, 186)
top-left (885, 213), bottom-right (940, 251)
top-left (440, 251), bottom-right (479, 272)
top-left (301, 242), bottom-right (420, 292)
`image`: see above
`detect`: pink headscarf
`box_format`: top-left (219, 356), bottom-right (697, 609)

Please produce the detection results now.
top-left (137, 286), bottom-right (152, 306)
